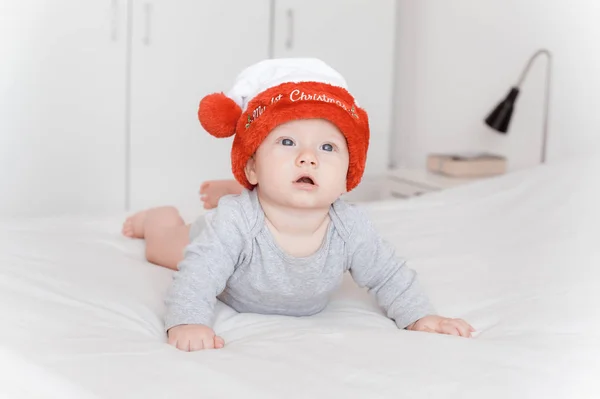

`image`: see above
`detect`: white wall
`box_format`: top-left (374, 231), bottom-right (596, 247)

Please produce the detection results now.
top-left (393, 0), bottom-right (600, 171)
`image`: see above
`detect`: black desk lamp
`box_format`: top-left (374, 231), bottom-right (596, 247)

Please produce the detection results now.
top-left (484, 49), bottom-right (553, 163)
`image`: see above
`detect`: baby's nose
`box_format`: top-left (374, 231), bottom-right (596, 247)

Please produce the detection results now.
top-left (298, 151), bottom-right (317, 166)
top-left (297, 150), bottom-right (318, 166)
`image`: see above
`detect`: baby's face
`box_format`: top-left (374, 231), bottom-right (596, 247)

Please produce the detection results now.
top-left (245, 119), bottom-right (349, 209)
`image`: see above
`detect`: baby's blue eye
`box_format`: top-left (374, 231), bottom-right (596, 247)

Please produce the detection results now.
top-left (281, 138), bottom-right (295, 146)
top-left (321, 143), bottom-right (334, 152)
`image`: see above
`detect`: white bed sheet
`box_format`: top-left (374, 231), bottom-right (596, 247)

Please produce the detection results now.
top-left (1, 157), bottom-right (599, 399)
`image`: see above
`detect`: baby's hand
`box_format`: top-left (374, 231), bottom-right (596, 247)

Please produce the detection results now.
top-left (167, 324), bottom-right (225, 351)
top-left (407, 315), bottom-right (475, 338)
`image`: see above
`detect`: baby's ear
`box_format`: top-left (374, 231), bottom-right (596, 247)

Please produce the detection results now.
top-left (244, 156), bottom-right (258, 185)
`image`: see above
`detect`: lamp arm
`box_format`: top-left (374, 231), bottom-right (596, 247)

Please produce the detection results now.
top-left (516, 49), bottom-right (552, 88)
top-left (515, 49), bottom-right (552, 163)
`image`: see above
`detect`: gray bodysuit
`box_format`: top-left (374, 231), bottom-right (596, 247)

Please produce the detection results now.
top-left (164, 189), bottom-right (434, 331)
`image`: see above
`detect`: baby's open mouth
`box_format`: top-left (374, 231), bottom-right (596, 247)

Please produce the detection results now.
top-left (295, 176), bottom-right (315, 185)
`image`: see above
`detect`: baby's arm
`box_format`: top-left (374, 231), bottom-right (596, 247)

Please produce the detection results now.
top-left (164, 198), bottom-right (247, 350)
top-left (345, 207), bottom-right (435, 328)
top-left (346, 208), bottom-right (474, 337)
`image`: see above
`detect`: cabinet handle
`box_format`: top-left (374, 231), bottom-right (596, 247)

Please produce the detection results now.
top-left (285, 8), bottom-right (294, 50)
top-left (110, 0), bottom-right (118, 41)
top-left (143, 2), bottom-right (153, 46)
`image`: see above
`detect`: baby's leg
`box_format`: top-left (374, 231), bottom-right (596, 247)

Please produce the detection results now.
top-left (122, 207), bottom-right (190, 270)
top-left (199, 179), bottom-right (244, 209)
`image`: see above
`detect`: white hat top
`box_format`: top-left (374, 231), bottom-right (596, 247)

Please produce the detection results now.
top-left (225, 58), bottom-right (350, 111)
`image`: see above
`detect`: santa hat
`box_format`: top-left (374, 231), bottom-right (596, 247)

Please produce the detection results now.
top-left (198, 58), bottom-right (370, 192)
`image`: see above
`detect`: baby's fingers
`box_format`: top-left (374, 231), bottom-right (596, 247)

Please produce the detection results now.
top-left (441, 324), bottom-right (461, 337)
top-left (455, 323), bottom-right (472, 338)
top-left (457, 319), bottom-right (476, 335)
top-left (202, 335), bottom-right (215, 350)
top-left (446, 319), bottom-right (472, 338)
top-left (189, 338), bottom-right (205, 352)
top-left (176, 339), bottom-right (192, 352)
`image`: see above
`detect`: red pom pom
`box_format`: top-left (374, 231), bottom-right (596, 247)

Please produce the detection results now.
top-left (198, 93), bottom-right (242, 138)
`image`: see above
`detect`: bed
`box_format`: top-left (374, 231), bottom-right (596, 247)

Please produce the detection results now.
top-left (1, 157), bottom-right (598, 399)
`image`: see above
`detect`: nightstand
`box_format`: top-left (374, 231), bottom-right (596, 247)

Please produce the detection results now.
top-left (385, 168), bottom-right (485, 199)
top-left (341, 175), bottom-right (391, 203)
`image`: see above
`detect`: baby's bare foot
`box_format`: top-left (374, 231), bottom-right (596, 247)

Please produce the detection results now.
top-left (199, 180), bottom-right (243, 209)
top-left (122, 210), bottom-right (148, 238)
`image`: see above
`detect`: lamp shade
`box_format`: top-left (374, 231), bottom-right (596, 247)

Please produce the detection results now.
top-left (484, 87), bottom-right (520, 133)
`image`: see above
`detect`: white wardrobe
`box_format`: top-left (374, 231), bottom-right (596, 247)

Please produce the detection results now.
top-left (1, 0), bottom-right (129, 218)
top-left (0, 0), bottom-right (396, 218)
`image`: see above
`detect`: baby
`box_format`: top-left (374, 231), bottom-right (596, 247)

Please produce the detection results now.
top-left (123, 58), bottom-right (474, 352)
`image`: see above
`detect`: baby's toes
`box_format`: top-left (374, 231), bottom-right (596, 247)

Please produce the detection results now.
top-left (199, 182), bottom-right (210, 195)
top-left (122, 218), bottom-right (134, 237)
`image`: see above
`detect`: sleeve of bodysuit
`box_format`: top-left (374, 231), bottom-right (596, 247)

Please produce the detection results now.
top-left (346, 206), bottom-right (436, 329)
top-left (163, 196), bottom-right (248, 331)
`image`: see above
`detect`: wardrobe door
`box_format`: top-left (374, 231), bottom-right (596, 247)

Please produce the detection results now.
top-left (0, 0), bottom-right (128, 218)
top-left (129, 0), bottom-right (271, 211)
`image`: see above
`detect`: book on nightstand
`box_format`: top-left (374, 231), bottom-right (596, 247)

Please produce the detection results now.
top-left (427, 152), bottom-right (507, 177)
